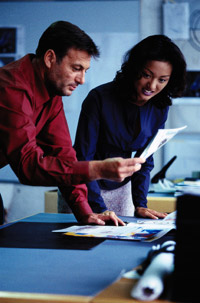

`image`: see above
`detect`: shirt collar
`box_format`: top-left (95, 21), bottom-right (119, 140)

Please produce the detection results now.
top-left (30, 54), bottom-right (53, 106)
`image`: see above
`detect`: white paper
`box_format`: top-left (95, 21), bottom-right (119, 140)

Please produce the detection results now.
top-left (140, 125), bottom-right (187, 159)
top-left (52, 216), bottom-right (175, 242)
top-left (137, 211), bottom-right (176, 226)
top-left (131, 251), bottom-right (174, 301)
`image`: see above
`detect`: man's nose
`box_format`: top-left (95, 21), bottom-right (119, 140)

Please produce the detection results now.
top-left (76, 71), bottom-right (85, 85)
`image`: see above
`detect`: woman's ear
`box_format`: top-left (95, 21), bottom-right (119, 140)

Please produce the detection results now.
top-left (44, 49), bottom-right (56, 68)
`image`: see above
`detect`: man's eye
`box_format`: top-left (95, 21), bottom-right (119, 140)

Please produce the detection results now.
top-left (73, 67), bottom-right (80, 71)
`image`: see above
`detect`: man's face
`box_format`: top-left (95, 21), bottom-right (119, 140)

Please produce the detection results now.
top-left (44, 48), bottom-right (91, 96)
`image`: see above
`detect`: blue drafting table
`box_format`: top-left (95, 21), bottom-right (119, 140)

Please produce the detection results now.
top-left (0, 213), bottom-right (173, 303)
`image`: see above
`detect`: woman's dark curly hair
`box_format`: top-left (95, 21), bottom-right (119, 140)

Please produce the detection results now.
top-left (114, 35), bottom-right (187, 108)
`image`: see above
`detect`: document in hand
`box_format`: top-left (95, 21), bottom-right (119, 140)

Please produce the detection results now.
top-left (140, 125), bottom-right (187, 159)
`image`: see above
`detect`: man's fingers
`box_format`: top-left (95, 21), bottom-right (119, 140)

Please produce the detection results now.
top-left (108, 213), bottom-right (125, 226)
top-left (100, 211), bottom-right (125, 226)
top-left (94, 218), bottom-right (106, 225)
top-left (82, 212), bottom-right (125, 226)
top-left (89, 157), bottom-right (145, 182)
top-left (85, 214), bottom-right (106, 225)
top-left (125, 157), bottom-right (145, 166)
top-left (112, 157), bottom-right (145, 181)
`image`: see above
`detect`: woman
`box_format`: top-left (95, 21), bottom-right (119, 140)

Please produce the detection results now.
top-left (64, 35), bottom-right (186, 219)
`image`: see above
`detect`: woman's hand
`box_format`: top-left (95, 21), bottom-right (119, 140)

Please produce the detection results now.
top-left (135, 207), bottom-right (167, 219)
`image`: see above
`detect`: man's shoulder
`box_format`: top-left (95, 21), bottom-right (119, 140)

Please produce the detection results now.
top-left (0, 54), bottom-right (34, 83)
top-left (0, 54), bottom-right (33, 71)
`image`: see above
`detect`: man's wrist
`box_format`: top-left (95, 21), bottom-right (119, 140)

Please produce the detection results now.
top-left (88, 160), bottom-right (102, 181)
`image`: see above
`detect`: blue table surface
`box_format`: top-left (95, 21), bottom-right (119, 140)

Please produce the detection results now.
top-left (0, 213), bottom-right (159, 297)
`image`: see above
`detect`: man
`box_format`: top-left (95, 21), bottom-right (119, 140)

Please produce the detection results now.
top-left (0, 21), bottom-right (144, 225)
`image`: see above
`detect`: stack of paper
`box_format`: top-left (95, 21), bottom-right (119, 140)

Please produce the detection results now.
top-left (52, 212), bottom-right (176, 242)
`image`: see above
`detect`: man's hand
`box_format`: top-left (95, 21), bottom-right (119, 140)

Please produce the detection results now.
top-left (80, 210), bottom-right (125, 226)
top-left (135, 207), bottom-right (167, 219)
top-left (89, 157), bottom-right (145, 182)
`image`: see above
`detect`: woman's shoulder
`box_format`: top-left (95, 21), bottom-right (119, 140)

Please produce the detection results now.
top-left (91, 82), bottom-right (120, 106)
top-left (92, 81), bottom-right (117, 95)
top-left (83, 81), bottom-right (118, 111)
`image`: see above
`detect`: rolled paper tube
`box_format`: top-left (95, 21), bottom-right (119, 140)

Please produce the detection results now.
top-left (131, 242), bottom-right (175, 301)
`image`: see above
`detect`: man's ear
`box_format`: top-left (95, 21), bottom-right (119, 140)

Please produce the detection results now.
top-left (44, 49), bottom-right (56, 68)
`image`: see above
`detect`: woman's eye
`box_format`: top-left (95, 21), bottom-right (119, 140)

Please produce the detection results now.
top-left (142, 71), bottom-right (150, 78)
top-left (159, 78), bottom-right (166, 83)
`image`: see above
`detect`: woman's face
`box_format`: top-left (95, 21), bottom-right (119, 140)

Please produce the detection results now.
top-left (133, 60), bottom-right (172, 106)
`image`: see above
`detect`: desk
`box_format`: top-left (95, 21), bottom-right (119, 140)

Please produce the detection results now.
top-left (92, 277), bottom-right (168, 303)
top-left (147, 192), bottom-right (176, 213)
top-left (0, 213), bottom-right (173, 303)
top-left (45, 190), bottom-right (177, 214)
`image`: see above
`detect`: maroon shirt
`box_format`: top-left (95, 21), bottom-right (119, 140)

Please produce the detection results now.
top-left (0, 54), bottom-right (92, 220)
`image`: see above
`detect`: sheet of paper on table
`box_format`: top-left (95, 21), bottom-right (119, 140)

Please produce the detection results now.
top-left (52, 212), bottom-right (176, 242)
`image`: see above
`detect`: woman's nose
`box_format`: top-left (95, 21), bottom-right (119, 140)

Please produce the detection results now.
top-left (148, 79), bottom-right (157, 91)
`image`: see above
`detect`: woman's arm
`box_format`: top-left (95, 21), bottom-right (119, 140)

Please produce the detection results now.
top-left (74, 90), bottom-right (108, 212)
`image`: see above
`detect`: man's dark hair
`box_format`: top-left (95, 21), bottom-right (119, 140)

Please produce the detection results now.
top-left (36, 21), bottom-right (100, 62)
top-left (114, 35), bottom-right (187, 108)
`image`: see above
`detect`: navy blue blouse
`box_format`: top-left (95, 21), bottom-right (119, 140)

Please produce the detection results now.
top-left (74, 81), bottom-right (169, 213)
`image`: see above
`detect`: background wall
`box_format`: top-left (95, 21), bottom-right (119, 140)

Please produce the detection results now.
top-left (141, 0), bottom-right (200, 181)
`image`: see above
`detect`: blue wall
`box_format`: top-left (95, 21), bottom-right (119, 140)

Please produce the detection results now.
top-left (0, 1), bottom-right (139, 54)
